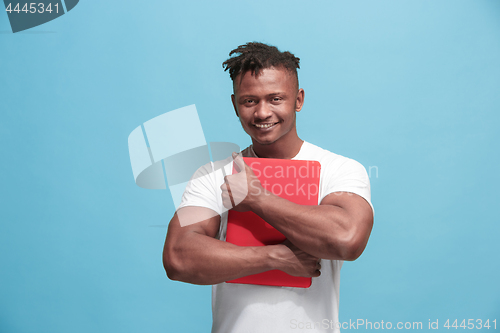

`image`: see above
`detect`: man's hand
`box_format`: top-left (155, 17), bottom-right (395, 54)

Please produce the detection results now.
top-left (220, 152), bottom-right (267, 212)
top-left (272, 240), bottom-right (321, 278)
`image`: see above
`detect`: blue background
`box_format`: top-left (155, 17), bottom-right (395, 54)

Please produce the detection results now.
top-left (1, 0), bottom-right (499, 332)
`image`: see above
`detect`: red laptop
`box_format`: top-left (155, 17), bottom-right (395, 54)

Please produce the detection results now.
top-left (226, 157), bottom-right (321, 288)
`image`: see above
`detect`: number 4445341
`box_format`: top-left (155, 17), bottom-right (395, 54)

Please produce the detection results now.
top-left (444, 319), bottom-right (496, 330)
top-left (5, 3), bottom-right (59, 14)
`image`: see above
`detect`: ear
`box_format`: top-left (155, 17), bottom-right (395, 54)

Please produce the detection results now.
top-left (295, 88), bottom-right (305, 112)
top-left (231, 94), bottom-right (239, 117)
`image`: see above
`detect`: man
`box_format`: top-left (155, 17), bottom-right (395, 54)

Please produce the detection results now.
top-left (163, 42), bottom-right (374, 332)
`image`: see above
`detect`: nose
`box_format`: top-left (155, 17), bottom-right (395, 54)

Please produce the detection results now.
top-left (254, 102), bottom-right (273, 120)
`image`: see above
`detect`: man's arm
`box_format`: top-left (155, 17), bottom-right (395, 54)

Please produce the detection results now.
top-left (163, 206), bottom-right (321, 285)
top-left (222, 154), bottom-right (374, 261)
top-left (251, 191), bottom-right (373, 261)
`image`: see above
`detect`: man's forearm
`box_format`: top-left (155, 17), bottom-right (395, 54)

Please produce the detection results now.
top-left (250, 191), bottom-right (365, 260)
top-left (164, 232), bottom-right (282, 285)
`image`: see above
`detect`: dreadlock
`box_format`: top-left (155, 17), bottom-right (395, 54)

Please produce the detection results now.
top-left (222, 42), bottom-right (300, 86)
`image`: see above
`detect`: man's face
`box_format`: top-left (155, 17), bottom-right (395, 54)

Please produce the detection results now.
top-left (231, 67), bottom-right (304, 147)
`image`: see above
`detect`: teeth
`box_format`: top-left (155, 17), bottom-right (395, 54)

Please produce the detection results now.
top-left (255, 123), bottom-right (276, 128)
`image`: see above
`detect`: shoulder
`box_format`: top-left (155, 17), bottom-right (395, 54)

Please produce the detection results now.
top-left (311, 142), bottom-right (368, 183)
top-left (176, 155), bottom-right (233, 212)
top-left (301, 141), bottom-right (372, 207)
top-left (188, 154), bottom-right (234, 181)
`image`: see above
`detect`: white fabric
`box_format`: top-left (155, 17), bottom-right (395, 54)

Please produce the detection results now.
top-left (177, 141), bottom-right (373, 333)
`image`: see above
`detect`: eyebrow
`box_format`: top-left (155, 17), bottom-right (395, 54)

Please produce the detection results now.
top-left (239, 92), bottom-right (286, 98)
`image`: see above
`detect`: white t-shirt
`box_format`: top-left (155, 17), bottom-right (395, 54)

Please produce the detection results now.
top-left (177, 141), bottom-right (373, 333)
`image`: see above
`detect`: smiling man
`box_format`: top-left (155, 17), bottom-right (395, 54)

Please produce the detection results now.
top-left (163, 42), bottom-right (374, 333)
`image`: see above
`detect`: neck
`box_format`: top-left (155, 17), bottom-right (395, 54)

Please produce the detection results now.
top-left (251, 130), bottom-right (304, 159)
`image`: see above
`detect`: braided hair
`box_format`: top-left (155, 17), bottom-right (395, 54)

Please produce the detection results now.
top-left (222, 42), bottom-right (300, 87)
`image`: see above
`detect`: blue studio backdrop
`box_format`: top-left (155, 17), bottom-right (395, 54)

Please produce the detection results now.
top-left (1, 0), bottom-right (499, 332)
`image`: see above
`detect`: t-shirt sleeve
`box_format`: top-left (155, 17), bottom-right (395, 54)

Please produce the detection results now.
top-left (321, 158), bottom-right (374, 214)
top-left (176, 162), bottom-right (222, 215)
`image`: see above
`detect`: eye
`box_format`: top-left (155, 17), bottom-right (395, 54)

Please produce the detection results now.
top-left (271, 96), bottom-right (282, 103)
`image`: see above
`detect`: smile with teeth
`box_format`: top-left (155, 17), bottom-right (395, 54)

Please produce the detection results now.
top-left (254, 122), bottom-right (278, 128)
